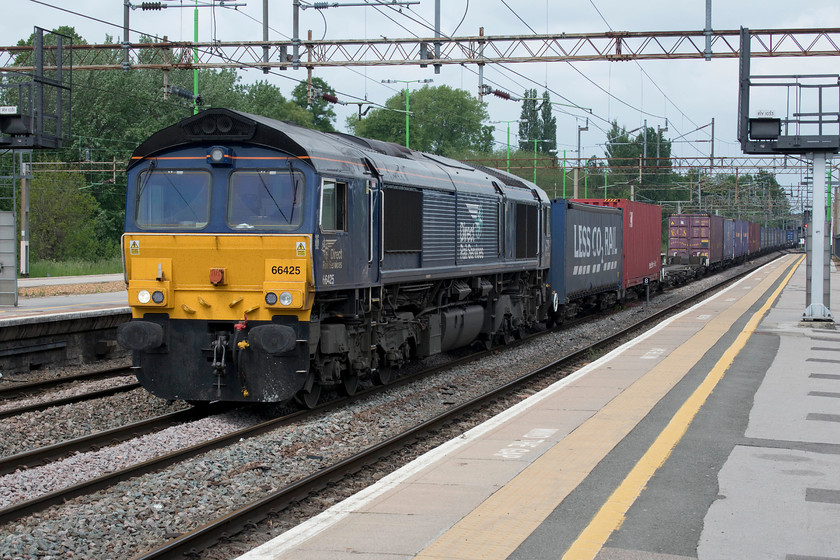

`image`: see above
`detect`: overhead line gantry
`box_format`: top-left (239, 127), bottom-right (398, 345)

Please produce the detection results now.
top-left (2, 27), bottom-right (840, 72)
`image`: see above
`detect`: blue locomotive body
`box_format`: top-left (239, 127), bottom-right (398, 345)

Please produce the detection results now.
top-left (118, 109), bottom-right (554, 405)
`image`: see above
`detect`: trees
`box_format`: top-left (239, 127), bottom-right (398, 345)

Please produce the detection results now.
top-left (238, 80), bottom-right (313, 126)
top-left (347, 85), bottom-right (493, 156)
top-left (517, 89), bottom-right (557, 154)
top-left (29, 170), bottom-right (101, 261)
top-left (291, 78), bottom-right (337, 132)
top-left (603, 120), bottom-right (675, 201)
top-left (518, 89), bottom-right (541, 152)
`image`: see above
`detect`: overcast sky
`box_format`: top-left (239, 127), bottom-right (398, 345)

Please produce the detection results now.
top-left (4, 0), bottom-right (840, 178)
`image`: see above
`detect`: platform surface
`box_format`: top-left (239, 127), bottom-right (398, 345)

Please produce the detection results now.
top-left (0, 274), bottom-right (127, 323)
top-left (238, 253), bottom-right (840, 560)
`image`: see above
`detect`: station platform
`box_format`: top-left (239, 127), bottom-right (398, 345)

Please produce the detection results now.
top-left (238, 253), bottom-right (840, 560)
top-left (0, 274), bottom-right (127, 322)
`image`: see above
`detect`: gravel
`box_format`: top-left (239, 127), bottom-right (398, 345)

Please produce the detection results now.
top-left (0, 377), bottom-right (139, 414)
top-left (0, 389), bottom-right (187, 459)
top-left (0, 357), bottom-right (130, 388)
top-left (0, 257), bottom-right (776, 558)
top-left (17, 282), bottom-right (126, 299)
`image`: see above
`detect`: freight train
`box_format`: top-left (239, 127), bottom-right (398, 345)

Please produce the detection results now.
top-left (664, 214), bottom-right (792, 283)
top-left (116, 108), bottom-right (789, 407)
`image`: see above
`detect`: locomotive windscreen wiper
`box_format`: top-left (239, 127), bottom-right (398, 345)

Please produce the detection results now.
top-left (136, 159), bottom-right (157, 203)
top-left (161, 171), bottom-right (201, 221)
top-left (255, 171), bottom-right (291, 224)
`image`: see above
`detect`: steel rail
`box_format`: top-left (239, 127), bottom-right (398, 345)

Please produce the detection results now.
top-left (0, 405), bottom-right (230, 477)
top-left (0, 381), bottom-right (141, 420)
top-left (0, 345), bottom-right (495, 526)
top-left (0, 366), bottom-right (133, 399)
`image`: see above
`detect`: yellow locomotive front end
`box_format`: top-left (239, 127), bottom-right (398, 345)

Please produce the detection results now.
top-left (118, 233), bottom-right (315, 403)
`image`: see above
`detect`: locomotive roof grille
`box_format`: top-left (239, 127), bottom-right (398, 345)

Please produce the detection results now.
top-left (327, 131), bottom-right (412, 158)
top-left (471, 164), bottom-right (532, 190)
top-left (181, 112), bottom-right (256, 141)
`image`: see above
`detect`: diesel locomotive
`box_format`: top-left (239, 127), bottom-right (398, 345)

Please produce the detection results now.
top-left (116, 108), bottom-right (557, 406)
top-left (119, 108), bottom-right (782, 408)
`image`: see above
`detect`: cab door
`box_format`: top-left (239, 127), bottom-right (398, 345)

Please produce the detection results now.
top-left (317, 177), bottom-right (379, 289)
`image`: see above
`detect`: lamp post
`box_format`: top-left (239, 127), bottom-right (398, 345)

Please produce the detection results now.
top-left (576, 118), bottom-right (589, 165)
top-left (491, 119), bottom-right (526, 172)
top-left (532, 138), bottom-right (551, 184)
top-left (574, 118), bottom-right (589, 197)
top-left (381, 78), bottom-right (433, 148)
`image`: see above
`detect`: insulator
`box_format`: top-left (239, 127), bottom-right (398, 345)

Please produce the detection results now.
top-left (492, 89), bottom-right (511, 100)
top-left (171, 86), bottom-right (191, 99)
top-left (140, 2), bottom-right (163, 10)
top-left (313, 1), bottom-right (330, 8)
top-left (321, 93), bottom-right (339, 104)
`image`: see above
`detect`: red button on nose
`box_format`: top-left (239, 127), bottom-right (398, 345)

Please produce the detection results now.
top-left (209, 268), bottom-right (225, 285)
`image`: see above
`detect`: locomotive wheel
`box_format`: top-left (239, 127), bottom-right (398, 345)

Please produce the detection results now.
top-left (372, 366), bottom-right (391, 386)
top-left (295, 383), bottom-right (322, 409)
top-left (339, 374), bottom-right (359, 396)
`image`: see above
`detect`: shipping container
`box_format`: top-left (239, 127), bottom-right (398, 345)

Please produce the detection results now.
top-left (748, 222), bottom-right (761, 254)
top-left (734, 220), bottom-right (749, 259)
top-left (723, 219), bottom-right (735, 261)
top-left (667, 214), bottom-right (723, 265)
top-left (548, 200), bottom-right (622, 305)
top-left (574, 199), bottom-right (661, 291)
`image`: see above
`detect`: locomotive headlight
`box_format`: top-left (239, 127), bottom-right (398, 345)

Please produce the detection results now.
top-left (279, 291), bottom-right (293, 306)
top-left (152, 290), bottom-right (165, 304)
top-left (265, 292), bottom-right (278, 305)
top-left (207, 145), bottom-right (231, 166)
top-left (137, 289), bottom-right (151, 304)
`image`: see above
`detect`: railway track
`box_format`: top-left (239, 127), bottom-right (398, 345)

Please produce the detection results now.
top-left (129, 253), bottom-right (786, 560)
top-left (0, 344), bottom-right (500, 526)
top-left (0, 405), bottom-right (227, 477)
top-left (0, 370), bottom-right (140, 420)
top-left (0, 365), bottom-right (134, 400)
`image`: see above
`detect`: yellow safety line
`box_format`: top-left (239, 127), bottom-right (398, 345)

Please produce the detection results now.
top-left (561, 254), bottom-right (804, 560)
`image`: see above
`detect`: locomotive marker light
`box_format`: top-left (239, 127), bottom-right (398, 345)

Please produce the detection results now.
top-left (265, 292), bottom-right (278, 305)
top-left (137, 289), bottom-right (151, 304)
top-left (279, 291), bottom-right (294, 306)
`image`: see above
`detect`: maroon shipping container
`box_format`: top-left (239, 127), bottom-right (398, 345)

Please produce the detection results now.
top-left (575, 199), bottom-right (662, 290)
top-left (668, 214), bottom-right (723, 265)
top-left (748, 222), bottom-right (761, 254)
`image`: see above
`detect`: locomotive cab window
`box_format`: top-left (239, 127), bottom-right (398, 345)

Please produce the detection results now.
top-left (227, 169), bottom-right (304, 230)
top-left (135, 169), bottom-right (211, 230)
top-left (320, 179), bottom-right (347, 232)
